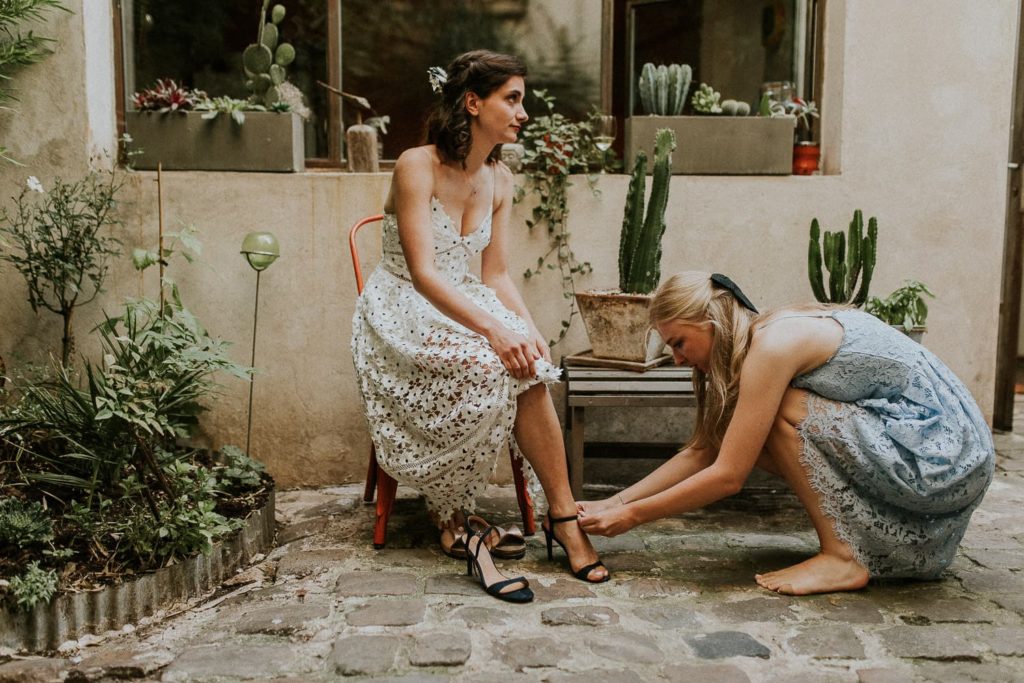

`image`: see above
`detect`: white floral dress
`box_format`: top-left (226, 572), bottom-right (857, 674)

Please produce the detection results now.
top-left (351, 196), bottom-right (560, 523)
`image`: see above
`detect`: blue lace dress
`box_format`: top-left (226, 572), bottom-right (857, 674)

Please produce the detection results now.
top-left (351, 197), bottom-right (559, 523)
top-left (791, 309), bottom-right (994, 578)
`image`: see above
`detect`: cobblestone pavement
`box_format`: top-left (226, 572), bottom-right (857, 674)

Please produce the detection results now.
top-left (3, 432), bottom-right (1024, 682)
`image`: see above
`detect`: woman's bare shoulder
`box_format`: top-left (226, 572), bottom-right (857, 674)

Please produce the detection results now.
top-left (395, 145), bottom-right (436, 173)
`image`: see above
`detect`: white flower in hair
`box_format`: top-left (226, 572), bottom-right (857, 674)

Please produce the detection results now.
top-left (427, 66), bottom-right (448, 94)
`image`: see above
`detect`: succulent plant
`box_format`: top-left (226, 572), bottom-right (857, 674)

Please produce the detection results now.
top-left (637, 63), bottom-right (691, 116)
top-left (618, 128), bottom-right (676, 295)
top-left (131, 79), bottom-right (206, 113)
top-left (243, 1), bottom-right (296, 108)
top-left (720, 99), bottom-right (750, 116)
top-left (691, 83), bottom-right (722, 114)
top-left (808, 209), bottom-right (878, 306)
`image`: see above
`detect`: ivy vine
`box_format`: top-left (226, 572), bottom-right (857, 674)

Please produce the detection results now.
top-left (515, 90), bottom-right (613, 346)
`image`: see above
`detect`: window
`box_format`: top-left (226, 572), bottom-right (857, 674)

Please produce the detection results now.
top-left (116, 0), bottom-right (340, 165)
top-left (116, 0), bottom-right (601, 166)
top-left (340, 0), bottom-right (603, 160)
top-left (608, 0), bottom-right (822, 127)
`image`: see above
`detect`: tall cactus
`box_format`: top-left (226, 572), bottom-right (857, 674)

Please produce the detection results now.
top-left (243, 1), bottom-right (296, 107)
top-left (808, 210), bottom-right (878, 306)
top-left (638, 62), bottom-right (692, 116)
top-left (619, 128), bottom-right (677, 294)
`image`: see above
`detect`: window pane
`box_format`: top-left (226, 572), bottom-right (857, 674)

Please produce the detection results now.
top-left (122, 0), bottom-right (330, 158)
top-left (626, 0), bottom-right (809, 114)
top-left (341, 0), bottom-right (602, 160)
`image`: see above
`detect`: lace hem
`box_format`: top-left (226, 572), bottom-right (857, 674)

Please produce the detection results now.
top-left (796, 392), bottom-right (878, 576)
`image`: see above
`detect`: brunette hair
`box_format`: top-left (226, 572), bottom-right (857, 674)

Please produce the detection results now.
top-left (425, 50), bottom-right (527, 166)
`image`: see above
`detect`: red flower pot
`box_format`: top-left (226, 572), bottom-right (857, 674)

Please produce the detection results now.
top-left (793, 142), bottom-right (820, 175)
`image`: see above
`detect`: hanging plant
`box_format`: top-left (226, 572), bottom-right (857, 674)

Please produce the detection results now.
top-left (515, 90), bottom-right (613, 346)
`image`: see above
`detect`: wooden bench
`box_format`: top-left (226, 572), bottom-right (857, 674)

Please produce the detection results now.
top-left (562, 362), bottom-right (697, 498)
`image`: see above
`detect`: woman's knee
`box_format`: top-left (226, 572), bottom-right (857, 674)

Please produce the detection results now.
top-left (766, 388), bottom-right (810, 453)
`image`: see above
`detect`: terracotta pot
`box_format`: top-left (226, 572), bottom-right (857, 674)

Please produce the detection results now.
top-left (574, 290), bottom-right (666, 362)
top-left (792, 141), bottom-right (820, 175)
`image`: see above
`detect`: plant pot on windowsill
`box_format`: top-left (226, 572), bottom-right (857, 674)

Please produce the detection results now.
top-left (125, 111), bottom-right (305, 172)
top-left (793, 141), bottom-right (821, 175)
top-left (624, 115), bottom-right (793, 175)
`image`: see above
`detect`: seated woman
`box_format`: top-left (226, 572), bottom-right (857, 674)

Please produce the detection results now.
top-left (579, 271), bottom-right (994, 595)
top-left (351, 50), bottom-right (608, 597)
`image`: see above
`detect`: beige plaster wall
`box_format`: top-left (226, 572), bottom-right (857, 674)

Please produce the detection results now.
top-left (0, 1), bottom-right (1018, 488)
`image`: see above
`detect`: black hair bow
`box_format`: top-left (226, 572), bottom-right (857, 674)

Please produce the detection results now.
top-left (710, 273), bottom-right (758, 314)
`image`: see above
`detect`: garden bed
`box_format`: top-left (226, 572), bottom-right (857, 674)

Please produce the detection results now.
top-left (0, 484), bottom-right (274, 653)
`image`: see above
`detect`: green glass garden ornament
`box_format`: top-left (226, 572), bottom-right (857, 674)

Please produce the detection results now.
top-left (240, 231), bottom-right (280, 271)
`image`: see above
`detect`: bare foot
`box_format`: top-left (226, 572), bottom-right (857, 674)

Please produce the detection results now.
top-left (544, 514), bottom-right (609, 582)
top-left (755, 553), bottom-right (869, 595)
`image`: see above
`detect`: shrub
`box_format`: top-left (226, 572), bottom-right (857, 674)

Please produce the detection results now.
top-left (8, 561), bottom-right (58, 611)
top-left (0, 497), bottom-right (54, 548)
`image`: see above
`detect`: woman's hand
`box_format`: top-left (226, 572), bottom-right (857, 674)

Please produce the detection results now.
top-left (487, 326), bottom-right (538, 380)
top-left (527, 326), bottom-right (552, 364)
top-left (578, 504), bottom-right (639, 537)
top-left (576, 496), bottom-right (622, 517)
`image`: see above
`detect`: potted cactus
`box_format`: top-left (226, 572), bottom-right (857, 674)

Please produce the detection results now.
top-left (807, 209), bottom-right (878, 306)
top-left (575, 128), bottom-right (676, 364)
top-left (124, 1), bottom-right (305, 172)
top-left (624, 62), bottom-right (793, 175)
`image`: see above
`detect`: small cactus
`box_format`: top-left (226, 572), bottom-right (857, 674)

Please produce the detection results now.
top-left (720, 99), bottom-right (750, 116)
top-left (638, 62), bottom-right (692, 116)
top-left (691, 83), bottom-right (722, 114)
top-left (808, 210), bottom-right (878, 306)
top-left (243, 1), bottom-right (295, 108)
top-left (618, 128), bottom-right (677, 294)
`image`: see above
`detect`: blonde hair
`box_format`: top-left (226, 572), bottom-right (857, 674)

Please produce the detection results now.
top-left (649, 271), bottom-right (758, 451)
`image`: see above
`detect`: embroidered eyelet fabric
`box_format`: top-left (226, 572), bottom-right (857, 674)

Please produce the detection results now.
top-left (351, 198), bottom-right (560, 523)
top-left (792, 309), bottom-right (995, 578)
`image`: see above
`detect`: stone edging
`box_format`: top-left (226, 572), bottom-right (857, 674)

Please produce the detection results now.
top-left (0, 490), bottom-right (276, 653)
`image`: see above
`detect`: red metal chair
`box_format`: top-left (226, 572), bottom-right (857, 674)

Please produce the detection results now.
top-left (349, 215), bottom-right (537, 548)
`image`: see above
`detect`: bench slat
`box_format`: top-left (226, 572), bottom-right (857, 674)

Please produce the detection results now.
top-left (570, 380), bottom-right (694, 393)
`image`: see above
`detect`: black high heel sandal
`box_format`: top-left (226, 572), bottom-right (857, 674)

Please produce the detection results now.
top-left (464, 526), bottom-right (534, 603)
top-left (543, 512), bottom-right (610, 583)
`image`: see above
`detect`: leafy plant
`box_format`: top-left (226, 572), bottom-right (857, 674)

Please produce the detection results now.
top-left (0, 0), bottom-right (68, 163)
top-left (619, 129), bottom-right (676, 294)
top-left (0, 171), bottom-right (124, 366)
top-left (8, 561), bottom-right (57, 611)
top-left (216, 445), bottom-right (266, 494)
top-left (516, 90), bottom-right (612, 345)
top-left (866, 280), bottom-right (935, 331)
top-left (808, 210), bottom-right (878, 306)
top-left (0, 496), bottom-right (53, 548)
top-left (131, 78), bottom-right (206, 112)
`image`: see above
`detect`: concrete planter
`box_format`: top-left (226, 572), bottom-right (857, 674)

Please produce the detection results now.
top-left (625, 115), bottom-right (794, 175)
top-left (575, 290), bottom-right (664, 363)
top-left (0, 489), bottom-right (276, 653)
top-left (126, 111), bottom-right (304, 172)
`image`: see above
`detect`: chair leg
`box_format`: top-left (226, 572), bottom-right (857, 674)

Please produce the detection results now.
top-left (373, 469), bottom-right (398, 549)
top-left (363, 445), bottom-right (378, 503)
top-left (509, 447), bottom-right (537, 536)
